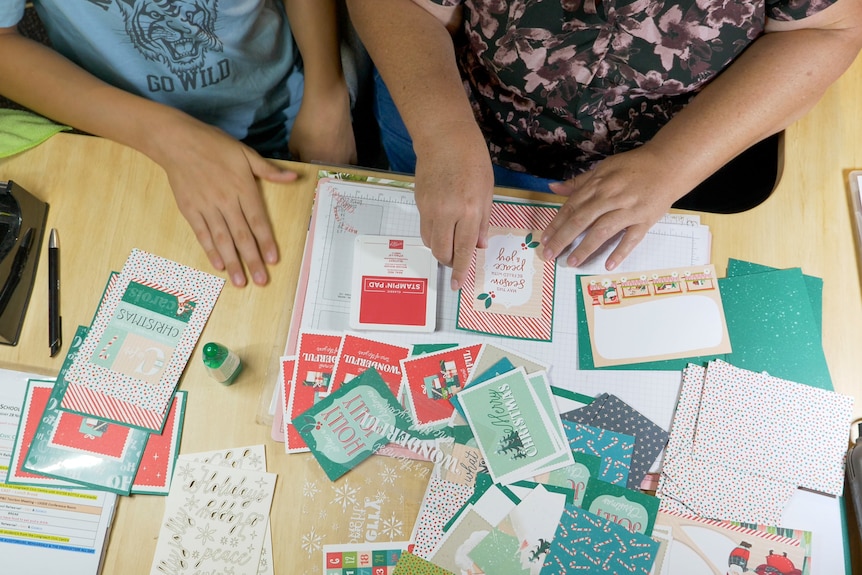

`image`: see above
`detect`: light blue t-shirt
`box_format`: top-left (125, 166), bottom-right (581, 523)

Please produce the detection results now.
top-left (0, 0), bottom-right (304, 156)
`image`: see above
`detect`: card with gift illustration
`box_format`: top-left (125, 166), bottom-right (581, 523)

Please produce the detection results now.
top-left (457, 200), bottom-right (559, 341)
top-left (285, 331), bottom-right (343, 453)
top-left (580, 264), bottom-right (731, 368)
top-left (401, 343), bottom-right (482, 426)
top-left (457, 367), bottom-right (569, 484)
top-left (61, 249), bottom-right (223, 431)
top-left (350, 235), bottom-right (438, 332)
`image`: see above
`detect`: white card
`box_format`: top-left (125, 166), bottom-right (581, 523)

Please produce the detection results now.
top-left (150, 452), bottom-right (276, 575)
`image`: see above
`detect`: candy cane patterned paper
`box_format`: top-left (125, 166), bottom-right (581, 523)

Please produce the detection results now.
top-left (62, 250), bottom-right (224, 431)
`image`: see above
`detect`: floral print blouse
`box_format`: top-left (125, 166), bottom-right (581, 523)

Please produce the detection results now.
top-left (431, 0), bottom-right (837, 179)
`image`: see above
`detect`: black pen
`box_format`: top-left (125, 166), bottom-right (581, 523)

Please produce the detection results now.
top-left (49, 228), bottom-right (61, 357)
top-left (0, 227), bottom-right (33, 315)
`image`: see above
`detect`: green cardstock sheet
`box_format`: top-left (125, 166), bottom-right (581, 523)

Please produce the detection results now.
top-left (719, 264), bottom-right (831, 390)
top-left (577, 260), bottom-right (831, 390)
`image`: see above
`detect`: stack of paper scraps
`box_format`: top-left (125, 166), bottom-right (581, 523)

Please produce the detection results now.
top-left (5, 249), bottom-right (224, 495)
top-left (658, 359), bottom-right (854, 525)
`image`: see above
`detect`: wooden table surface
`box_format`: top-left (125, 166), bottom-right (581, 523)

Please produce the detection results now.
top-left (1, 50), bottom-right (860, 574)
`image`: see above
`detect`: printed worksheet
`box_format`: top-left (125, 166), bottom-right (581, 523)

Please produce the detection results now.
top-left (0, 368), bottom-right (118, 575)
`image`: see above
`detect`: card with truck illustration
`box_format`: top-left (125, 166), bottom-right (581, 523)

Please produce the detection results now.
top-left (579, 264), bottom-right (731, 367)
top-left (457, 200), bottom-right (558, 341)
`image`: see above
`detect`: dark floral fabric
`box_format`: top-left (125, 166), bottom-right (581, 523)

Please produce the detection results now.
top-left (432, 0), bottom-right (837, 179)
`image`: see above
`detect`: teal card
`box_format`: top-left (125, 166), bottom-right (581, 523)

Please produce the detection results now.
top-left (726, 258), bottom-right (823, 335)
top-left (530, 451), bottom-right (600, 506)
top-left (296, 368), bottom-right (436, 481)
top-left (563, 420), bottom-right (633, 487)
top-left (545, 504), bottom-right (659, 574)
top-left (458, 367), bottom-right (566, 484)
top-left (21, 325), bottom-right (176, 494)
top-left (721, 262), bottom-right (830, 389)
top-left (580, 480), bottom-right (660, 536)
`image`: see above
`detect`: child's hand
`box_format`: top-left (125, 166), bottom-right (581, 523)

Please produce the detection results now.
top-left (157, 116), bottom-right (297, 287)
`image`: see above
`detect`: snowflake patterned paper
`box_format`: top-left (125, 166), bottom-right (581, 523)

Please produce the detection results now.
top-left (62, 250), bottom-right (224, 431)
top-left (150, 453), bottom-right (276, 575)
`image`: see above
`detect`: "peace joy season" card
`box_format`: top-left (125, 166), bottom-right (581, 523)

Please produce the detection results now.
top-left (457, 201), bottom-right (558, 341)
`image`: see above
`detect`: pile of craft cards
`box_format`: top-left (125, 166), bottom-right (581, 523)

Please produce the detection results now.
top-left (288, 333), bottom-right (675, 573)
top-left (4, 249), bottom-right (223, 495)
top-left (658, 359), bottom-right (854, 525)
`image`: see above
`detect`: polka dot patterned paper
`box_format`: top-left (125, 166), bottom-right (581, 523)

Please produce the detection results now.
top-left (61, 249), bottom-right (225, 431)
top-left (692, 359), bottom-right (853, 496)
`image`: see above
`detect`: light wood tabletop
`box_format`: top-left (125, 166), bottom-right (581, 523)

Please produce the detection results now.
top-left (1, 50), bottom-right (861, 574)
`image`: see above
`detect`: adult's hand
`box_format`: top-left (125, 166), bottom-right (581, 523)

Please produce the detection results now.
top-left (157, 116), bottom-right (298, 287)
top-left (413, 123), bottom-right (494, 290)
top-left (540, 146), bottom-right (685, 271)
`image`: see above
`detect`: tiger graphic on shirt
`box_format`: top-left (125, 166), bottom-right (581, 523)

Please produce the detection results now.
top-left (85, 0), bottom-right (223, 77)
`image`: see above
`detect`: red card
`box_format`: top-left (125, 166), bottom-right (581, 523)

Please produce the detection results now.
top-left (332, 334), bottom-right (410, 396)
top-left (285, 331), bottom-right (342, 453)
top-left (401, 344), bottom-right (483, 426)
